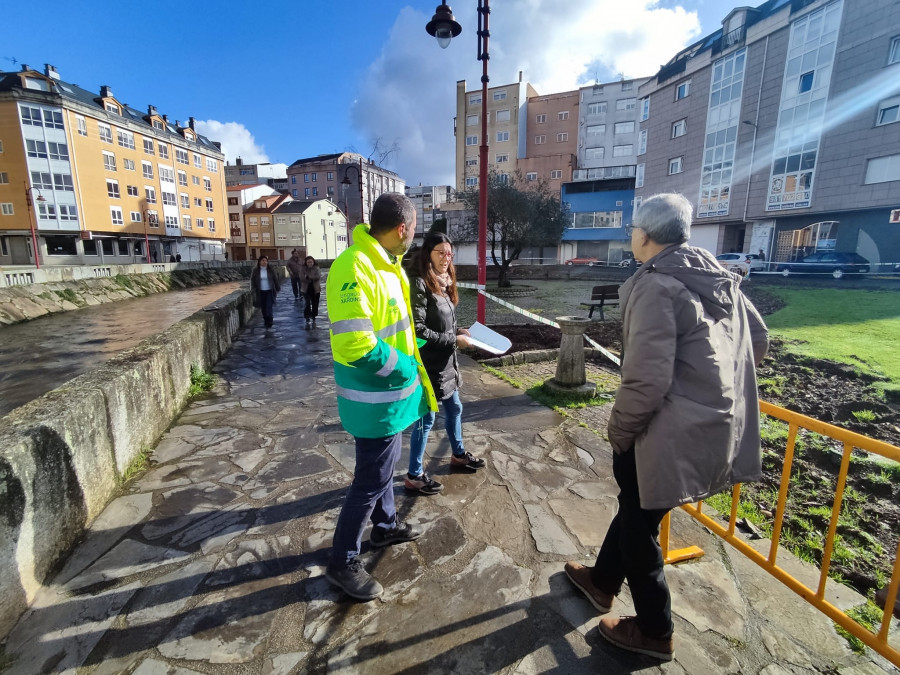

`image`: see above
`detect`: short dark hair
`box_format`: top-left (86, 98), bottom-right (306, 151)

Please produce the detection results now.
top-left (369, 193), bottom-right (415, 237)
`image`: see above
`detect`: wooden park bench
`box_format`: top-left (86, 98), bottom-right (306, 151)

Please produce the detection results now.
top-left (580, 284), bottom-right (621, 320)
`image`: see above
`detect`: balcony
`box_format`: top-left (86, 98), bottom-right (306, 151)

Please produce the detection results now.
top-left (656, 58), bottom-right (687, 84)
top-left (572, 166), bottom-right (636, 181)
top-left (712, 25), bottom-right (746, 55)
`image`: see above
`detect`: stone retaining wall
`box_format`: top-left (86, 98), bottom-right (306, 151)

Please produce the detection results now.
top-left (0, 288), bottom-right (254, 638)
top-left (0, 262), bottom-right (263, 326)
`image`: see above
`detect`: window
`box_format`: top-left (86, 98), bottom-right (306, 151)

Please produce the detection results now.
top-left (1, 203), bottom-right (13, 215)
top-left (669, 157), bottom-right (684, 174)
top-left (159, 167), bottom-right (175, 183)
top-left (864, 154), bottom-right (900, 184)
top-left (493, 90), bottom-right (507, 100)
top-left (46, 236), bottom-right (78, 255)
top-left (145, 187), bottom-right (157, 204)
top-left (672, 119), bottom-right (687, 138)
top-left (48, 142), bottom-right (68, 160)
top-left (107, 180), bottom-right (120, 198)
top-left (146, 210), bottom-right (159, 227)
top-left (554, 132), bottom-right (567, 142)
top-left (641, 98), bottom-right (650, 121)
top-left (103, 151), bottom-right (117, 171)
top-left (192, 176), bottom-right (200, 186)
top-left (206, 198), bottom-right (214, 212)
top-left (327, 186), bottom-right (335, 196)
top-left (20, 106), bottom-right (43, 126)
top-left (876, 96), bottom-right (900, 126)
top-left (535, 135), bottom-right (546, 144)
top-left (130, 211), bottom-right (142, 223)
top-left (587, 102), bottom-right (607, 115)
top-left (111, 207), bottom-right (124, 225)
top-left (31, 171), bottom-right (53, 190)
top-left (636, 163), bottom-right (645, 188)
top-left (143, 139), bottom-right (154, 155)
top-left (204, 177), bottom-right (211, 191)
top-left (38, 202), bottom-right (56, 219)
top-left (98, 124), bottom-right (112, 143)
top-left (550, 170), bottom-right (562, 179)
top-left (0, 237), bottom-right (6, 255)
top-left (890, 36), bottom-right (900, 65)
top-left (558, 111), bottom-right (569, 121)
top-left (106, 102), bottom-right (120, 115)
top-left (182, 215), bottom-right (192, 230)
top-left (469, 94), bottom-right (482, 105)
top-left (798, 71), bottom-right (814, 93)
top-left (123, 158), bottom-right (135, 171)
top-left (466, 158), bottom-right (477, 166)
top-left (117, 129), bottom-right (135, 149)
top-left (676, 80), bottom-right (691, 100)
top-left (496, 109), bottom-right (510, 122)
top-left (165, 216), bottom-right (179, 228)
top-left (305, 187), bottom-right (311, 197)
top-left (615, 122), bottom-right (635, 134)
top-left (26, 140), bottom-right (47, 158)
top-left (613, 145), bottom-right (633, 157)
top-left (311, 187), bottom-right (318, 196)
top-left (127, 185), bottom-right (138, 197)
top-left (42, 109), bottom-right (64, 129)
top-left (158, 143), bottom-right (169, 159)
top-left (525, 172), bottom-right (537, 181)
top-left (194, 197), bottom-right (202, 207)
top-left (465, 176), bottom-right (478, 187)
top-left (208, 219), bottom-right (216, 232)
top-left (311, 172), bottom-right (317, 181)
top-left (206, 158), bottom-right (218, 172)
top-left (495, 153), bottom-right (509, 163)
top-left (616, 98), bottom-right (636, 111)
top-left (466, 135), bottom-right (478, 146)
top-left (142, 162), bottom-right (154, 179)
top-left (638, 129), bottom-right (648, 155)
top-left (162, 192), bottom-right (176, 206)
top-left (117, 239), bottom-right (130, 255)
top-left (585, 147), bottom-right (605, 160)
top-left (536, 114), bottom-right (546, 123)
top-left (621, 81), bottom-right (634, 91)
top-left (53, 174), bottom-right (74, 191)
top-left (153, 120), bottom-right (164, 130)
top-left (193, 153), bottom-right (202, 168)
top-left (327, 172), bottom-right (334, 180)
top-left (178, 170), bottom-right (187, 186)
top-left (303, 173), bottom-right (309, 182)
top-left (587, 124), bottom-right (606, 136)
top-left (0, 172), bottom-right (6, 184)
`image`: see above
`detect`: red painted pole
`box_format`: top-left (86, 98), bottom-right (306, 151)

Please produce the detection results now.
top-left (476, 0), bottom-right (490, 324)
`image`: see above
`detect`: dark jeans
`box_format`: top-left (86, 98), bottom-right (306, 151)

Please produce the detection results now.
top-left (330, 433), bottom-right (400, 567)
top-left (259, 289), bottom-right (276, 326)
top-left (592, 448), bottom-right (673, 638)
top-left (304, 290), bottom-right (320, 319)
top-left (290, 277), bottom-right (302, 299)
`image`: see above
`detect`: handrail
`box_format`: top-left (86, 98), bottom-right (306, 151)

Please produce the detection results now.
top-left (660, 400), bottom-right (900, 668)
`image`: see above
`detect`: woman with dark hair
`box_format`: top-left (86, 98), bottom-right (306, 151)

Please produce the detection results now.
top-left (406, 232), bottom-right (485, 495)
top-left (301, 255), bottom-right (322, 327)
top-left (250, 255), bottom-right (281, 328)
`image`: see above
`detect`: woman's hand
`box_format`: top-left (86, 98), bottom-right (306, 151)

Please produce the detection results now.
top-left (456, 334), bottom-right (472, 348)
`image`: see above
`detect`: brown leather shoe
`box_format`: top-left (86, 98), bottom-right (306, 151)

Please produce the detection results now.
top-left (564, 561), bottom-right (613, 613)
top-left (598, 616), bottom-right (674, 661)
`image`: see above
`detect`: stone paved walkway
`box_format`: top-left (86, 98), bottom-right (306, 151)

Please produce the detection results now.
top-left (4, 294), bottom-right (899, 674)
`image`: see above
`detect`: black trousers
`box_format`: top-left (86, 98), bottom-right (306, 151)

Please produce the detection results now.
top-left (591, 448), bottom-right (673, 638)
top-left (304, 289), bottom-right (320, 319)
top-left (259, 289), bottom-right (276, 326)
top-left (290, 277), bottom-right (302, 299)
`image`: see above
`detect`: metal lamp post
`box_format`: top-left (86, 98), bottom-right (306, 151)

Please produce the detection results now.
top-left (141, 209), bottom-right (154, 263)
top-left (340, 158), bottom-right (366, 225)
top-left (426, 1), bottom-right (489, 323)
top-left (24, 183), bottom-right (47, 269)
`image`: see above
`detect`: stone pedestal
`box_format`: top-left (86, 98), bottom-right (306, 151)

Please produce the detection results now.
top-left (544, 316), bottom-right (596, 398)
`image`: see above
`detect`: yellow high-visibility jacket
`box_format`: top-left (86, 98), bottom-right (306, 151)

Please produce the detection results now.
top-left (326, 224), bottom-right (438, 438)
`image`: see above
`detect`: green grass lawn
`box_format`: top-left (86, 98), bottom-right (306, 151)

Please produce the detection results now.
top-left (763, 288), bottom-right (900, 391)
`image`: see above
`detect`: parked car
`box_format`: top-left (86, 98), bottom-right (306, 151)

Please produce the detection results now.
top-left (565, 256), bottom-right (599, 266)
top-left (777, 251), bottom-right (870, 279)
top-left (715, 253), bottom-right (750, 277)
top-left (744, 253), bottom-right (768, 272)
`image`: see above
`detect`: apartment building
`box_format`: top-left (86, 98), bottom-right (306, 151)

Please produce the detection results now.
top-left (0, 64), bottom-right (228, 266)
top-left (455, 76), bottom-right (539, 190)
top-left (517, 89), bottom-right (579, 187)
top-left (285, 152), bottom-right (404, 233)
top-left (636, 0), bottom-right (900, 264)
top-left (243, 192), bottom-right (291, 261)
top-left (224, 159), bottom-right (288, 192)
top-left (405, 184), bottom-right (452, 236)
top-left (272, 198), bottom-right (348, 262)
top-left (226, 183), bottom-right (278, 261)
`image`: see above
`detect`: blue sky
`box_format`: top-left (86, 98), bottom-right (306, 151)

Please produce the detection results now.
top-left (4, 0), bottom-right (739, 186)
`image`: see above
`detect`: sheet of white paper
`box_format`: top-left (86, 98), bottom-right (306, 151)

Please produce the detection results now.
top-left (466, 322), bottom-right (512, 355)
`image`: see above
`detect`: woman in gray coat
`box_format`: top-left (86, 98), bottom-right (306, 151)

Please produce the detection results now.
top-left (564, 193), bottom-right (769, 661)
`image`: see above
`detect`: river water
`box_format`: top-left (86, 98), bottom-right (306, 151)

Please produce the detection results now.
top-left (0, 282), bottom-right (243, 417)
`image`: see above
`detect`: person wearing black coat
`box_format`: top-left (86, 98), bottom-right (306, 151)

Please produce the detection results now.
top-left (250, 255), bottom-right (281, 328)
top-left (406, 233), bottom-right (485, 495)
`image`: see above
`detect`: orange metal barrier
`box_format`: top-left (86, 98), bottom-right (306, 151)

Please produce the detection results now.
top-left (661, 400), bottom-right (900, 668)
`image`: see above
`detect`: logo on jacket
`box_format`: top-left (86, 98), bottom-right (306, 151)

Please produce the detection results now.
top-left (341, 282), bottom-right (358, 291)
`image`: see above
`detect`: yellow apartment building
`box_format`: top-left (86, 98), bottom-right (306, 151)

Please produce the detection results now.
top-left (0, 64), bottom-right (227, 266)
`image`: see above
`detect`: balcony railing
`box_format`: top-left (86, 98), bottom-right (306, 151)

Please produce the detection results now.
top-left (572, 165), bottom-right (636, 181)
top-left (712, 25), bottom-right (746, 55)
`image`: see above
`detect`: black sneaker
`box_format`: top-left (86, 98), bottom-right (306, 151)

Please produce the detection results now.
top-left (404, 472), bottom-right (444, 495)
top-left (451, 451), bottom-right (486, 470)
top-left (369, 521), bottom-right (423, 548)
top-left (325, 558), bottom-right (383, 600)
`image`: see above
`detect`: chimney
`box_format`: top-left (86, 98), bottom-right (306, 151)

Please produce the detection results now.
top-left (189, 116), bottom-right (196, 130)
top-left (162, 114), bottom-right (169, 123)
top-left (148, 105), bottom-right (157, 116)
top-left (518, 70), bottom-right (523, 82)
top-left (175, 120), bottom-right (181, 128)
top-left (100, 85), bottom-right (113, 98)
top-left (236, 157), bottom-right (243, 166)
top-left (213, 141), bottom-right (222, 151)
top-left (20, 64), bottom-right (29, 72)
top-left (44, 64), bottom-right (60, 80)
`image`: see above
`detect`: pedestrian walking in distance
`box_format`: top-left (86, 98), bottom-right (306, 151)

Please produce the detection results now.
top-left (250, 255), bottom-right (281, 329)
top-left (302, 256), bottom-right (322, 328)
top-left (564, 193), bottom-right (769, 661)
top-left (324, 193), bottom-right (437, 601)
top-left (286, 249), bottom-right (305, 308)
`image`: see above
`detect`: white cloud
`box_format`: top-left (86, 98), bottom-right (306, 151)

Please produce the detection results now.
top-left (351, 1), bottom-right (702, 186)
top-left (193, 120), bottom-right (269, 164)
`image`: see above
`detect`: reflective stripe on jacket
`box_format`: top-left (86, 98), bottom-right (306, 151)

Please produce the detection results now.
top-left (326, 224), bottom-right (437, 438)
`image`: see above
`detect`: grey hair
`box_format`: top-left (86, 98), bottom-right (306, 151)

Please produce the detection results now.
top-left (634, 193), bottom-right (692, 245)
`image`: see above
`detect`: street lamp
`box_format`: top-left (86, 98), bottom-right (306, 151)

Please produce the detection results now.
top-left (24, 182), bottom-right (47, 269)
top-left (426, 2), bottom-right (490, 323)
top-left (143, 208), bottom-right (158, 263)
top-left (340, 157), bottom-right (366, 225)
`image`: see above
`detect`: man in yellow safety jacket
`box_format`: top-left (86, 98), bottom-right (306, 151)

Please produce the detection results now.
top-left (325, 192), bottom-right (437, 600)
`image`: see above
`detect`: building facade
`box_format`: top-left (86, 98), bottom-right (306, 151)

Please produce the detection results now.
top-left (224, 160), bottom-right (288, 192)
top-left (226, 183), bottom-right (278, 261)
top-left (636, 0), bottom-right (900, 265)
top-left (0, 64), bottom-right (228, 266)
top-left (272, 198), bottom-right (348, 262)
top-left (405, 184), bottom-right (452, 234)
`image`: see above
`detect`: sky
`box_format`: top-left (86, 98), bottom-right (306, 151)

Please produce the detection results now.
top-left (4, 0), bottom-right (740, 187)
